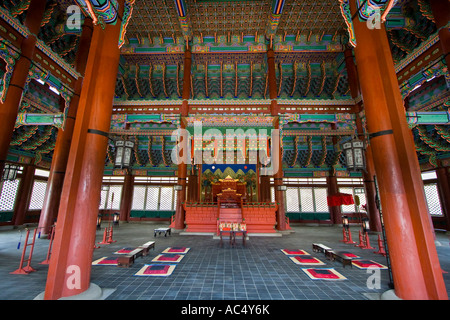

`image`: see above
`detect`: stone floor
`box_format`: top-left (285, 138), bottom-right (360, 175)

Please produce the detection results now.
top-left (0, 221), bottom-right (449, 301)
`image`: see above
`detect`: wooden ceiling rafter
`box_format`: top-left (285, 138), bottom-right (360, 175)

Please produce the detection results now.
top-left (148, 64), bottom-right (156, 98)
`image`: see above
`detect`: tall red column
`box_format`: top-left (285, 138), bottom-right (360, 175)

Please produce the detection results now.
top-left (344, 48), bottom-right (381, 232)
top-left (273, 118), bottom-right (286, 231)
top-left (436, 166), bottom-right (450, 230)
top-left (350, 1), bottom-right (447, 299)
top-left (174, 47), bottom-right (191, 230)
top-left (180, 47), bottom-right (191, 116)
top-left (326, 175), bottom-right (341, 224)
top-left (44, 1), bottom-right (124, 300)
top-left (266, 46), bottom-right (286, 230)
top-left (12, 163), bottom-right (35, 226)
top-left (0, 0), bottom-right (46, 174)
top-left (430, 0), bottom-right (450, 232)
top-left (429, 0), bottom-right (450, 68)
top-left (267, 47), bottom-right (279, 116)
top-left (38, 18), bottom-right (94, 237)
top-left (363, 147), bottom-right (382, 232)
top-left (174, 120), bottom-right (188, 230)
top-left (119, 171), bottom-right (134, 222)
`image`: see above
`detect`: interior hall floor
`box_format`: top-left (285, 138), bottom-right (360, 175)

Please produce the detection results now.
top-left (0, 221), bottom-right (449, 301)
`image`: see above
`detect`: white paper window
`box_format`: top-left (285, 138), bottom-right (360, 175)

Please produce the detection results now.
top-left (0, 179), bottom-right (20, 211)
top-left (300, 188), bottom-right (314, 212)
top-left (29, 181), bottom-right (48, 210)
top-left (159, 187), bottom-right (174, 210)
top-left (314, 188), bottom-right (328, 212)
top-left (146, 187), bottom-right (160, 210)
top-left (285, 188), bottom-right (300, 212)
top-left (131, 186), bottom-right (146, 210)
top-left (424, 184), bottom-right (443, 216)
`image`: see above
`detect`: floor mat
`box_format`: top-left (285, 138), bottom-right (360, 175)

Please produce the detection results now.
top-left (352, 260), bottom-right (387, 269)
top-left (289, 255), bottom-right (326, 265)
top-left (281, 249), bottom-right (310, 255)
top-left (134, 264), bottom-right (176, 277)
top-left (161, 247), bottom-right (190, 254)
top-left (302, 268), bottom-right (347, 280)
top-left (334, 251), bottom-right (360, 259)
top-left (113, 247), bottom-right (136, 254)
top-left (92, 257), bottom-right (119, 265)
top-left (151, 254), bottom-right (185, 263)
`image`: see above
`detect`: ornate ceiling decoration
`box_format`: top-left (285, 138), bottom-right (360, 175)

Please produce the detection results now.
top-left (0, 0), bottom-right (448, 172)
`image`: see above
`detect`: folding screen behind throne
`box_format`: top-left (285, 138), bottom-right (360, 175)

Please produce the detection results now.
top-left (201, 164), bottom-right (257, 203)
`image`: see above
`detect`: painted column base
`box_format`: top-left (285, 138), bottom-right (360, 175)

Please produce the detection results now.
top-left (381, 289), bottom-right (402, 300)
top-left (34, 283), bottom-right (111, 300)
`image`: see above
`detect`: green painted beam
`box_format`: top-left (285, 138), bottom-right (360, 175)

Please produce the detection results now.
top-left (406, 111), bottom-right (450, 125)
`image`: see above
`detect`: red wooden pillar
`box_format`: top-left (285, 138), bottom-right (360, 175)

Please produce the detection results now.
top-left (436, 166), bottom-right (450, 230)
top-left (344, 48), bottom-right (381, 232)
top-left (273, 118), bottom-right (286, 231)
top-left (350, 1), bottom-right (447, 300)
top-left (180, 47), bottom-right (191, 116)
top-left (429, 0), bottom-right (450, 68)
top-left (266, 45), bottom-right (286, 230)
top-left (12, 163), bottom-right (36, 226)
top-left (328, 123), bottom-right (342, 225)
top-left (119, 171), bottom-right (134, 222)
top-left (174, 120), bottom-right (188, 230)
top-left (260, 175), bottom-right (271, 202)
top-left (187, 168), bottom-right (199, 202)
top-left (326, 175), bottom-right (341, 224)
top-left (174, 47), bottom-right (191, 230)
top-left (44, 1), bottom-right (124, 300)
top-left (38, 18), bottom-right (94, 237)
top-left (267, 47), bottom-right (279, 116)
top-left (363, 147), bottom-right (382, 232)
top-left (0, 0), bottom-right (46, 174)
top-left (430, 0), bottom-right (450, 232)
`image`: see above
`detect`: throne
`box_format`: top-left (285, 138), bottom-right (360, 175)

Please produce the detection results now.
top-left (212, 175), bottom-right (246, 205)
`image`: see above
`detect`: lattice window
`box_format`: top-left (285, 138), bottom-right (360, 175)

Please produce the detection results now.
top-left (132, 185), bottom-right (177, 211)
top-left (132, 186), bottom-right (146, 210)
top-left (0, 179), bottom-right (20, 211)
top-left (146, 186), bottom-right (160, 210)
top-left (339, 186), bottom-right (367, 213)
top-left (173, 189), bottom-right (177, 211)
top-left (108, 185), bottom-right (122, 210)
top-left (314, 188), bottom-right (328, 212)
top-left (285, 187), bottom-right (329, 213)
top-left (159, 187), bottom-right (174, 210)
top-left (285, 188), bottom-right (300, 213)
top-left (99, 189), bottom-right (108, 209)
top-left (299, 187), bottom-right (314, 212)
top-left (424, 183), bottom-right (443, 216)
top-left (29, 180), bottom-right (47, 210)
top-left (354, 187), bottom-right (367, 210)
top-left (99, 185), bottom-right (123, 210)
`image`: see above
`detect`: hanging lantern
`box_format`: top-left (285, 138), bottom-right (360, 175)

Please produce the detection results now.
top-left (114, 139), bottom-right (134, 168)
top-left (342, 137), bottom-right (366, 171)
top-left (2, 163), bottom-right (20, 181)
